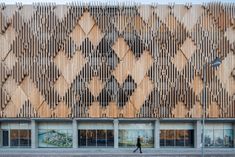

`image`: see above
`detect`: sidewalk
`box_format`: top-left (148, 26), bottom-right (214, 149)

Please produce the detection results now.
top-left (0, 148), bottom-right (235, 157)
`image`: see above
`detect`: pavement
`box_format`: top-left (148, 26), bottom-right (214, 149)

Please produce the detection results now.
top-left (0, 148), bottom-right (235, 157)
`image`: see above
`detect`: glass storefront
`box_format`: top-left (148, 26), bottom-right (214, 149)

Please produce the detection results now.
top-left (38, 122), bottom-right (72, 148)
top-left (87, 130), bottom-right (96, 146)
top-left (0, 123), bottom-right (31, 147)
top-left (0, 121), bottom-right (234, 149)
top-left (160, 130), bottom-right (194, 147)
top-left (107, 130), bottom-right (114, 146)
top-left (160, 123), bottom-right (194, 147)
top-left (97, 130), bottom-right (106, 146)
top-left (118, 123), bottom-right (154, 148)
top-left (78, 130), bottom-right (86, 146)
top-left (78, 129), bottom-right (114, 147)
top-left (204, 123), bottom-right (234, 148)
top-left (78, 122), bottom-right (114, 147)
top-left (10, 130), bottom-right (31, 147)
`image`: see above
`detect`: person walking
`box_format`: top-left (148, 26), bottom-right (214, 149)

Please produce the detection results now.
top-left (133, 136), bottom-right (142, 153)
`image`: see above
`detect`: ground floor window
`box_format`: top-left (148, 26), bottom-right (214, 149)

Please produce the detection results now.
top-left (0, 121), bottom-right (234, 149)
top-left (78, 129), bottom-right (114, 147)
top-left (38, 122), bottom-right (72, 148)
top-left (38, 129), bottom-right (72, 148)
top-left (160, 130), bottom-right (194, 147)
top-left (0, 123), bottom-right (31, 148)
top-left (205, 124), bottom-right (233, 147)
top-left (118, 123), bottom-right (154, 148)
top-left (1, 129), bottom-right (31, 147)
top-left (77, 122), bottom-right (114, 147)
top-left (10, 130), bottom-right (31, 147)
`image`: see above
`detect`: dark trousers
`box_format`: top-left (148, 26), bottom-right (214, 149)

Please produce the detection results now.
top-left (133, 146), bottom-right (142, 153)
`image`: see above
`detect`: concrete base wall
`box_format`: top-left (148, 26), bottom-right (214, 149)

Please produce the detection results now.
top-left (73, 119), bottom-right (78, 148)
top-left (194, 120), bottom-right (202, 148)
top-left (31, 120), bottom-right (38, 149)
top-left (113, 119), bottom-right (119, 148)
top-left (154, 120), bottom-right (160, 148)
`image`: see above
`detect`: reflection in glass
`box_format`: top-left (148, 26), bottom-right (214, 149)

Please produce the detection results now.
top-left (118, 130), bottom-right (125, 147)
top-left (3, 130), bottom-right (9, 146)
top-left (140, 130), bottom-right (154, 147)
top-left (119, 130), bottom-right (135, 147)
top-left (224, 129), bottom-right (233, 147)
top-left (165, 130), bottom-right (174, 146)
top-left (78, 130), bottom-right (86, 147)
top-left (214, 129), bottom-right (223, 147)
top-left (10, 130), bottom-right (19, 147)
top-left (175, 130), bottom-right (184, 146)
top-left (205, 129), bottom-right (213, 147)
top-left (97, 130), bottom-right (106, 146)
top-left (185, 130), bottom-right (194, 147)
top-left (107, 130), bottom-right (114, 146)
top-left (205, 129), bottom-right (234, 148)
top-left (160, 130), bottom-right (194, 147)
top-left (160, 130), bottom-right (165, 146)
top-left (19, 130), bottom-right (30, 147)
top-left (78, 129), bottom-right (114, 147)
top-left (87, 130), bottom-right (96, 146)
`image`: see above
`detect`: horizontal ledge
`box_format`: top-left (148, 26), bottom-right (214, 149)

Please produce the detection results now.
top-left (2, 1), bottom-right (235, 5)
top-left (0, 117), bottom-right (235, 122)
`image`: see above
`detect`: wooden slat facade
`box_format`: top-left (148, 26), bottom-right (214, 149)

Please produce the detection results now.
top-left (0, 2), bottom-right (235, 118)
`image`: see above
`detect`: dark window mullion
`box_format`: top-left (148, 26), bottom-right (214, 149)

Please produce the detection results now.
top-left (96, 130), bottom-right (97, 147)
top-left (174, 130), bottom-right (176, 147)
top-left (86, 130), bottom-right (88, 147)
top-left (105, 130), bottom-right (107, 147)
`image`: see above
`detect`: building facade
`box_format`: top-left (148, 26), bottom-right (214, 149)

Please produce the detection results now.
top-left (0, 2), bottom-right (235, 149)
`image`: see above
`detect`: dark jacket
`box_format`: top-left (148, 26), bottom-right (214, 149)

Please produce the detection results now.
top-left (136, 137), bottom-right (141, 147)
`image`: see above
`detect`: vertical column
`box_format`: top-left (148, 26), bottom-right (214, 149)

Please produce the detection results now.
top-left (113, 119), bottom-right (119, 148)
top-left (31, 120), bottom-right (38, 149)
top-left (73, 119), bottom-right (78, 148)
top-left (154, 120), bottom-right (160, 148)
top-left (194, 120), bottom-right (202, 148)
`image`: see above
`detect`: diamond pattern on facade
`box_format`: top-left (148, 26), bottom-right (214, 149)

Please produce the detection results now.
top-left (112, 50), bottom-right (136, 85)
top-left (87, 76), bottom-right (104, 98)
top-left (190, 76), bottom-right (204, 96)
top-left (54, 75), bottom-right (70, 98)
top-left (0, 3), bottom-right (234, 118)
top-left (112, 37), bottom-right (130, 60)
top-left (69, 24), bottom-right (86, 47)
top-left (171, 49), bottom-right (188, 72)
top-left (215, 52), bottom-right (235, 96)
top-left (180, 37), bottom-right (197, 60)
top-left (88, 24), bottom-right (104, 47)
top-left (79, 11), bottom-right (95, 35)
top-left (224, 27), bottom-right (235, 45)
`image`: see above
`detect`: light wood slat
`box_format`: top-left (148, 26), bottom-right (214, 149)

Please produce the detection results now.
top-left (0, 3), bottom-right (234, 118)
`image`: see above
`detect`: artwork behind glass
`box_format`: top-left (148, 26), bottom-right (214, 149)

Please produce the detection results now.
top-left (38, 130), bottom-right (72, 148)
top-left (119, 129), bottom-right (154, 147)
